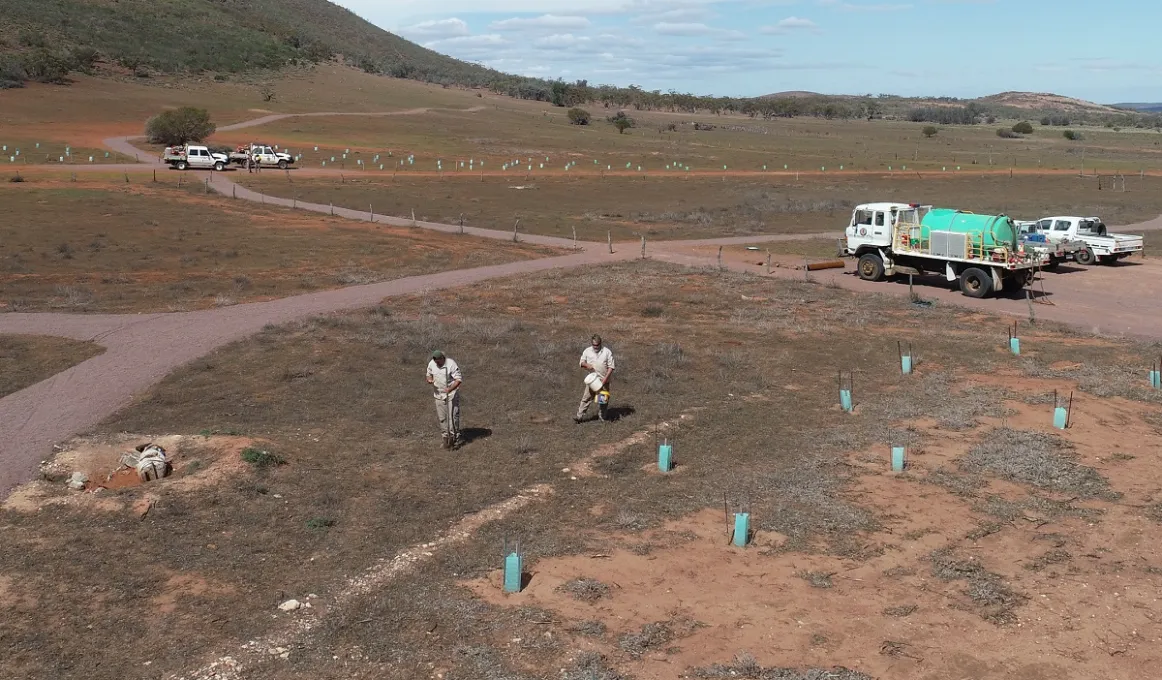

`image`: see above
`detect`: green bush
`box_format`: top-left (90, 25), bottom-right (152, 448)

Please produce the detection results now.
top-left (921, 125), bottom-right (938, 138)
top-left (567, 107), bottom-right (591, 125)
top-left (1063, 129), bottom-right (1082, 141)
top-left (145, 107), bottom-right (217, 145)
top-left (240, 447), bottom-right (285, 468)
top-left (21, 49), bottom-right (73, 84)
top-left (0, 56), bottom-right (27, 89)
top-left (608, 110), bottom-right (635, 134)
top-left (1012, 121), bottom-right (1034, 134)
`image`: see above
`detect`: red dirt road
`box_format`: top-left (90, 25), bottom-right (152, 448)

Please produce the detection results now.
top-left (5, 113), bottom-right (1162, 497)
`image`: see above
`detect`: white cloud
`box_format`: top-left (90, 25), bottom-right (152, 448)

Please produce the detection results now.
top-left (653, 22), bottom-right (746, 39)
top-left (630, 6), bottom-right (717, 23)
top-left (400, 17), bottom-right (470, 38)
top-left (816, 0), bottom-right (910, 8)
top-left (532, 33), bottom-right (593, 48)
top-left (489, 14), bottom-right (593, 31)
top-left (760, 16), bottom-right (820, 33)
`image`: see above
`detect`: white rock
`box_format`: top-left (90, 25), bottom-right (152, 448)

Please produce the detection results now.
top-left (67, 472), bottom-right (88, 490)
top-left (278, 599), bottom-right (302, 612)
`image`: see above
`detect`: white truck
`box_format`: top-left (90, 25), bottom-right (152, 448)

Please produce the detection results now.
top-left (1015, 216), bottom-right (1143, 265)
top-left (842, 203), bottom-right (1044, 298)
top-left (1014, 222), bottom-right (1086, 270)
top-left (161, 144), bottom-right (230, 171)
top-left (228, 143), bottom-right (294, 169)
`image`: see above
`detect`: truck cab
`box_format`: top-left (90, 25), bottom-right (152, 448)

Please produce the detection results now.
top-left (845, 202), bottom-right (926, 251)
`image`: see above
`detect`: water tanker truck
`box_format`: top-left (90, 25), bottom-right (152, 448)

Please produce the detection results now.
top-left (841, 203), bottom-right (1044, 298)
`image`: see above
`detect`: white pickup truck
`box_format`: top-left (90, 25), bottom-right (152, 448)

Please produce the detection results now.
top-left (228, 144), bottom-right (294, 169)
top-left (1014, 222), bottom-right (1086, 270)
top-left (1017, 216), bottom-right (1143, 265)
top-left (161, 144), bottom-right (229, 171)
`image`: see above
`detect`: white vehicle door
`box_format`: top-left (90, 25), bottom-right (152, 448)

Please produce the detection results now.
top-left (257, 146), bottom-right (275, 164)
top-left (190, 148), bottom-right (211, 168)
top-left (846, 208), bottom-right (881, 250)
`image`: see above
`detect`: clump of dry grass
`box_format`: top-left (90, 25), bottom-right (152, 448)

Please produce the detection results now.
top-left (562, 652), bottom-right (629, 680)
top-left (959, 428), bottom-right (1118, 500)
top-left (617, 616), bottom-right (704, 658)
top-left (868, 373), bottom-right (1015, 431)
top-left (796, 571), bottom-right (835, 589)
top-left (1024, 549), bottom-right (1072, 572)
top-left (556, 578), bottom-right (610, 603)
top-left (883, 604), bottom-right (918, 617)
top-left (928, 548), bottom-right (1026, 625)
top-left (689, 654), bottom-right (874, 680)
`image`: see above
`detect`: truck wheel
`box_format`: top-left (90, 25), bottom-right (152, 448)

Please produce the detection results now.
top-left (1075, 248), bottom-right (1096, 265)
top-left (959, 267), bottom-right (993, 298)
top-left (1044, 257), bottom-right (1060, 271)
top-left (214, 161), bottom-right (225, 171)
top-left (176, 160), bottom-right (188, 171)
top-left (1098, 255), bottom-right (1116, 265)
top-left (857, 253), bottom-right (885, 282)
top-left (278, 160), bottom-right (288, 169)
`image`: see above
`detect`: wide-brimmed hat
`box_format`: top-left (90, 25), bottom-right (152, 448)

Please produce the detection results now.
top-left (431, 350), bottom-right (445, 360)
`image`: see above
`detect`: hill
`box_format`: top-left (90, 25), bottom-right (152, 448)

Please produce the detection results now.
top-left (0, 0), bottom-right (516, 86)
top-left (1113, 102), bottom-right (1162, 113)
top-left (1, 1), bottom-right (1159, 128)
top-left (977, 91), bottom-right (1117, 113)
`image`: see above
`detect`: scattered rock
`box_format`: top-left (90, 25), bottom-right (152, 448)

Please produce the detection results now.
top-left (67, 472), bottom-right (88, 491)
top-left (278, 599), bottom-right (302, 612)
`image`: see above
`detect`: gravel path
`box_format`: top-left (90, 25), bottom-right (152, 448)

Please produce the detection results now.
top-left (5, 111), bottom-right (1162, 496)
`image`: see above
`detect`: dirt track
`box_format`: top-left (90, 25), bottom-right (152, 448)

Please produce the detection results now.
top-left (4, 113), bottom-right (1162, 497)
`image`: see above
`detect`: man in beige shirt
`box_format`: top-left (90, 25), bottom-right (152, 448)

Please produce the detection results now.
top-left (575, 334), bottom-right (615, 423)
top-left (425, 350), bottom-right (462, 449)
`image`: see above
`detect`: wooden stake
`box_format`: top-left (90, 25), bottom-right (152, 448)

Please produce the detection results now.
top-left (641, 235), bottom-right (646, 259)
top-left (512, 218), bottom-right (520, 242)
top-left (718, 246), bottom-right (723, 270)
top-left (766, 251), bottom-right (771, 274)
top-left (608, 231), bottom-right (613, 254)
top-left (459, 213), bottom-right (465, 235)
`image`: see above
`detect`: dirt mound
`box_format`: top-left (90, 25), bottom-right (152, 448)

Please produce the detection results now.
top-left (3, 433), bottom-right (252, 514)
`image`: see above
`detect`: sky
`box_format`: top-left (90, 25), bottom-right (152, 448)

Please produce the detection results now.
top-left (331, 0), bottom-right (1160, 103)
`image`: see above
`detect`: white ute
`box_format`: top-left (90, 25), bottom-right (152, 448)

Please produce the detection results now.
top-left (841, 202), bottom-right (1043, 299)
top-left (161, 144), bottom-right (229, 171)
top-left (229, 143), bottom-right (294, 169)
top-left (1015, 216), bottom-right (1143, 265)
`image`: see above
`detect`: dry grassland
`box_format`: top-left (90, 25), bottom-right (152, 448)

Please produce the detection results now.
top-left (4, 262), bottom-right (1161, 680)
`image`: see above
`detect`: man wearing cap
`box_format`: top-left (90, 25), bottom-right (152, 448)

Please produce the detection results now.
top-left (575, 334), bottom-right (615, 423)
top-left (425, 350), bottom-right (462, 449)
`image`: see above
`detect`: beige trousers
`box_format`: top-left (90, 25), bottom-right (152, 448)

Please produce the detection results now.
top-left (435, 392), bottom-right (461, 438)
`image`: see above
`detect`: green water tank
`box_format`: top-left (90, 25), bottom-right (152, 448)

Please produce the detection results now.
top-left (920, 209), bottom-right (1018, 250)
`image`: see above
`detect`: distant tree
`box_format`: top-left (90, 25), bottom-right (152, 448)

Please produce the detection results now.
top-left (1040, 116), bottom-right (1051, 126)
top-left (1063, 129), bottom-right (1082, 141)
top-left (567, 107), bottom-right (590, 125)
top-left (145, 107), bottom-right (216, 145)
top-left (21, 50), bottom-right (73, 84)
top-left (921, 125), bottom-right (938, 138)
top-left (608, 110), bottom-right (635, 134)
top-left (1012, 121), bottom-right (1034, 134)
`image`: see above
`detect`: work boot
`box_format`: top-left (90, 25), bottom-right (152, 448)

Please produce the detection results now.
top-left (441, 433), bottom-right (452, 449)
top-left (598, 405), bottom-right (608, 421)
top-left (573, 415), bottom-right (585, 424)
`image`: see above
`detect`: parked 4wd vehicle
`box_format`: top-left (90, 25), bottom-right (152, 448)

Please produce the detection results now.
top-left (229, 144), bottom-right (295, 169)
top-left (161, 144), bottom-right (229, 171)
top-left (1018, 216), bottom-right (1143, 265)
